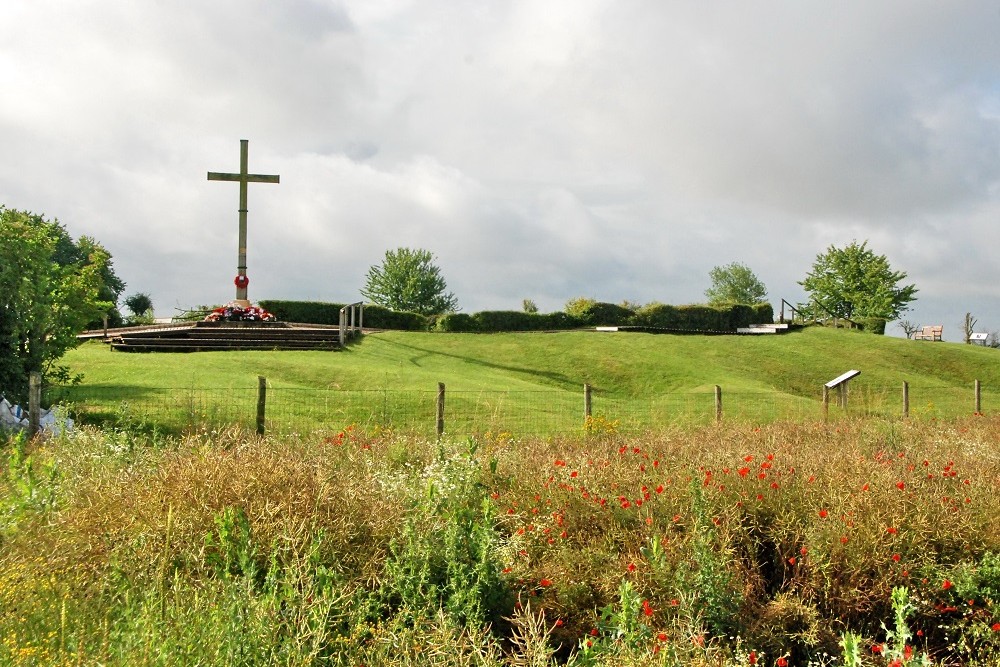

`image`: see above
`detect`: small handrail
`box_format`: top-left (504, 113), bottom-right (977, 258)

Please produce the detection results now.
top-left (779, 299), bottom-right (803, 324)
top-left (339, 302), bottom-right (364, 347)
top-left (808, 299), bottom-right (860, 330)
top-left (823, 369), bottom-right (861, 417)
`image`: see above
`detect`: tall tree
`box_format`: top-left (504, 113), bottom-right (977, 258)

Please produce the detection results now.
top-left (799, 240), bottom-right (917, 333)
top-left (0, 207), bottom-right (113, 400)
top-left (704, 262), bottom-right (768, 305)
top-left (361, 248), bottom-right (459, 315)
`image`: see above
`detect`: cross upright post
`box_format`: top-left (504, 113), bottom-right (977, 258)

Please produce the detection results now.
top-left (208, 139), bottom-right (279, 306)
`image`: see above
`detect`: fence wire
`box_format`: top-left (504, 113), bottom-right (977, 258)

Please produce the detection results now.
top-left (50, 380), bottom-right (993, 438)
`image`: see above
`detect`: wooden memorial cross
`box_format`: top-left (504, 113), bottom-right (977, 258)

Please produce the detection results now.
top-left (208, 139), bottom-right (279, 305)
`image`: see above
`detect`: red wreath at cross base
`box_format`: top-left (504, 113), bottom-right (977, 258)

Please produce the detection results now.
top-left (234, 274), bottom-right (250, 289)
top-left (204, 301), bottom-right (276, 322)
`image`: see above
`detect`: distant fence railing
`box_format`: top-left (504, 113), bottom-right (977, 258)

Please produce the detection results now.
top-left (45, 378), bottom-right (994, 438)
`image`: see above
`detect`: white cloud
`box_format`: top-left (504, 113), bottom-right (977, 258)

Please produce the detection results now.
top-left (1, 0), bottom-right (998, 339)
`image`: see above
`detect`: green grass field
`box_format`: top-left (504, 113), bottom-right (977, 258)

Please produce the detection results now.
top-left (5, 326), bottom-right (1000, 665)
top-left (57, 327), bottom-right (1000, 434)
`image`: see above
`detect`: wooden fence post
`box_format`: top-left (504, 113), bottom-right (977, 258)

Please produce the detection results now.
top-left (902, 381), bottom-right (909, 419)
top-left (583, 383), bottom-right (592, 424)
top-left (436, 382), bottom-right (445, 438)
top-left (975, 379), bottom-right (982, 415)
top-left (256, 376), bottom-right (267, 436)
top-left (714, 385), bottom-right (722, 423)
top-left (822, 386), bottom-right (830, 422)
top-left (28, 371), bottom-right (41, 437)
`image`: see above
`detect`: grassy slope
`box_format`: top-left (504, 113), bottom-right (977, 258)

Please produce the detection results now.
top-left (63, 327), bottom-right (1000, 399)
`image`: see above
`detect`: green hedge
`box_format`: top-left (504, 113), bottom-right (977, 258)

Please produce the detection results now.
top-left (259, 299), bottom-right (775, 334)
top-left (571, 302), bottom-right (636, 327)
top-left (472, 310), bottom-right (578, 332)
top-left (633, 302), bottom-right (773, 331)
top-left (258, 300), bottom-right (429, 330)
top-left (433, 313), bottom-right (476, 332)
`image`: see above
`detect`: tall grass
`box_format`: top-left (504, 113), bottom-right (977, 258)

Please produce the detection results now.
top-left (2, 416), bottom-right (1000, 665)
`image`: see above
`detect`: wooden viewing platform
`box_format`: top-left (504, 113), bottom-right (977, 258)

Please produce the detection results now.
top-left (106, 321), bottom-right (348, 352)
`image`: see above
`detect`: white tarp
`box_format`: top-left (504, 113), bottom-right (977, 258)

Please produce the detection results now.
top-left (0, 396), bottom-right (74, 436)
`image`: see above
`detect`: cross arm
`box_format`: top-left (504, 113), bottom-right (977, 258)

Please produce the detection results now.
top-left (207, 172), bottom-right (280, 183)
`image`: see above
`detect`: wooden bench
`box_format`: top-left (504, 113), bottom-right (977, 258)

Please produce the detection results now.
top-left (913, 325), bottom-right (943, 341)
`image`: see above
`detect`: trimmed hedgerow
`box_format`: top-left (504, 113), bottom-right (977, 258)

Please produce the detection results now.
top-left (258, 300), bottom-right (428, 330)
top-left (633, 302), bottom-right (773, 331)
top-left (471, 311), bottom-right (579, 332)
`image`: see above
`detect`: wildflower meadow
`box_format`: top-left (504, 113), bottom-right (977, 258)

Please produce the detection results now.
top-left (1, 415), bottom-right (999, 666)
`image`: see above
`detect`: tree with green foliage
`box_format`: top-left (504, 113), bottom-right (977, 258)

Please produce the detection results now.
top-left (124, 292), bottom-right (153, 316)
top-left (123, 292), bottom-right (155, 326)
top-left (0, 207), bottom-right (115, 400)
top-left (361, 248), bottom-right (458, 315)
top-left (799, 240), bottom-right (917, 333)
top-left (704, 262), bottom-right (768, 305)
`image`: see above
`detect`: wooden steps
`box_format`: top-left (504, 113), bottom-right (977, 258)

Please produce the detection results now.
top-left (109, 321), bottom-right (344, 352)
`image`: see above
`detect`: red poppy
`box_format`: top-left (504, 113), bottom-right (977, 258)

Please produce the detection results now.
top-left (642, 599), bottom-right (654, 617)
top-left (892, 553), bottom-right (901, 562)
top-left (776, 658), bottom-right (788, 667)
top-left (749, 650), bottom-right (757, 664)
top-left (992, 623), bottom-right (1000, 632)
top-left (942, 579), bottom-right (953, 590)
top-left (539, 578), bottom-right (552, 587)
top-left (657, 632), bottom-right (668, 641)
top-left (788, 557), bottom-right (797, 565)
top-left (818, 509), bottom-right (828, 518)
top-left (554, 619), bottom-right (564, 627)
top-left (896, 481), bottom-right (906, 490)
top-left (738, 467), bottom-right (751, 477)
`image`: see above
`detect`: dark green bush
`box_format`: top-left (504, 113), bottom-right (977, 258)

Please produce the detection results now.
top-left (471, 310), bottom-right (578, 332)
top-left (361, 305), bottom-right (429, 331)
top-left (435, 313), bottom-right (479, 332)
top-left (259, 300), bottom-right (341, 325)
top-left (570, 302), bottom-right (636, 327)
top-left (633, 302), bottom-right (774, 331)
top-left (753, 302), bottom-right (775, 325)
top-left (259, 300), bottom-right (429, 330)
top-left (855, 317), bottom-right (887, 334)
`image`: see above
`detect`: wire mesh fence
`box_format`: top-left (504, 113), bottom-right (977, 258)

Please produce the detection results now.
top-left (48, 378), bottom-right (994, 438)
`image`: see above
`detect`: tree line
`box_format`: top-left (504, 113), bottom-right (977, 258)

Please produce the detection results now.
top-left (0, 203), bottom-right (949, 404)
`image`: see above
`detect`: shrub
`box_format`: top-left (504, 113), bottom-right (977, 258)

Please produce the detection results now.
top-left (565, 300), bottom-right (635, 327)
top-left (435, 313), bottom-right (479, 332)
top-left (633, 302), bottom-right (773, 331)
top-left (258, 300), bottom-right (429, 330)
top-left (472, 310), bottom-right (578, 332)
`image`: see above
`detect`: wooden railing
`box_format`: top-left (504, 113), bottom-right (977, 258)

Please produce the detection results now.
top-left (779, 299), bottom-right (803, 324)
top-left (339, 302), bottom-right (364, 347)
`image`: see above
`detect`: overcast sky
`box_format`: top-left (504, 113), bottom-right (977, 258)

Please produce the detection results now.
top-left (2, 1), bottom-right (998, 340)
